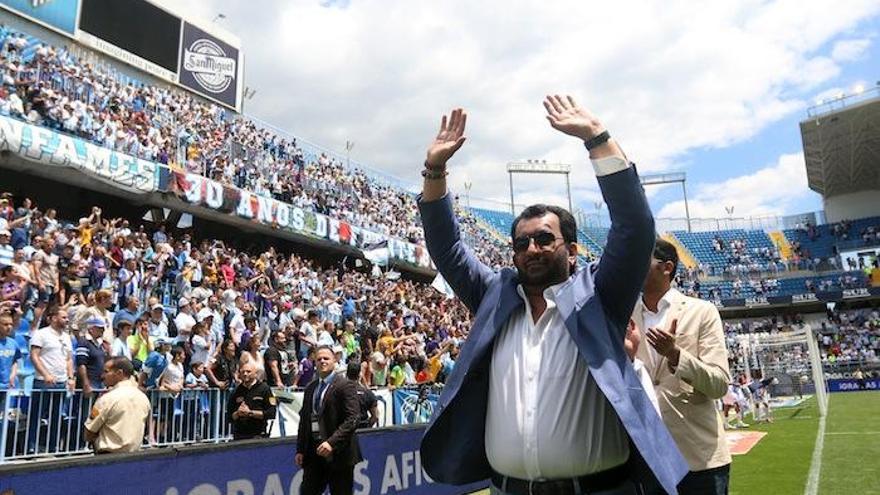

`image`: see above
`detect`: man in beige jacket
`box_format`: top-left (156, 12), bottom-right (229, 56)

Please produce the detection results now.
top-left (633, 239), bottom-right (731, 494)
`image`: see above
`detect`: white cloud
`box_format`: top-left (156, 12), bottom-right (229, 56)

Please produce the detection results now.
top-left (655, 152), bottom-right (813, 220)
top-left (831, 38), bottom-right (872, 61)
top-left (180, 0), bottom-right (880, 215)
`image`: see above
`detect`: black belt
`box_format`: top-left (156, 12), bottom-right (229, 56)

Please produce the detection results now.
top-left (491, 462), bottom-right (629, 495)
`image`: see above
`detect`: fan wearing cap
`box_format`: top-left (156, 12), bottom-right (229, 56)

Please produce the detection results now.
top-left (174, 297), bottom-right (197, 344)
top-left (138, 337), bottom-right (174, 390)
top-left (148, 303), bottom-right (169, 339)
top-left (76, 317), bottom-right (111, 395)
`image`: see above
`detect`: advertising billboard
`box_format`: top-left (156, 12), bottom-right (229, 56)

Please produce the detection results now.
top-left (76, 0), bottom-right (180, 81)
top-left (0, 0), bottom-right (79, 36)
top-left (179, 21), bottom-right (241, 110)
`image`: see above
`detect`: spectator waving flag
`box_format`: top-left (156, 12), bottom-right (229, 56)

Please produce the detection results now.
top-left (362, 240), bottom-right (390, 267)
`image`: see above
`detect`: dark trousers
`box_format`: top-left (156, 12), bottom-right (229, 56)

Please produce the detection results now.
top-left (300, 457), bottom-right (354, 495)
top-left (678, 464), bottom-right (730, 495)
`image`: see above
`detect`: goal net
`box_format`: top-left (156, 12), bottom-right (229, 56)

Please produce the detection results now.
top-left (732, 324), bottom-right (829, 418)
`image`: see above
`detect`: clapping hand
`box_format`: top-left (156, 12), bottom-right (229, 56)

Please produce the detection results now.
top-left (426, 108), bottom-right (467, 168)
top-left (543, 95), bottom-right (605, 141)
top-left (646, 319), bottom-right (680, 367)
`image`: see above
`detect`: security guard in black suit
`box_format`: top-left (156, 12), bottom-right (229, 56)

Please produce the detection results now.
top-left (228, 360), bottom-right (276, 440)
top-left (296, 345), bottom-right (362, 495)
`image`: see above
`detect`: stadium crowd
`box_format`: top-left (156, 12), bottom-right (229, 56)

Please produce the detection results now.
top-left (0, 191), bottom-right (474, 455)
top-left (0, 26), bottom-right (510, 272)
top-left (722, 309), bottom-right (879, 380)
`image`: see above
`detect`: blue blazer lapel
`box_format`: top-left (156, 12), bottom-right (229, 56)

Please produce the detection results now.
top-left (437, 271), bottom-right (522, 408)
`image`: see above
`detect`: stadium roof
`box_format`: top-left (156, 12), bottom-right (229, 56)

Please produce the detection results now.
top-left (799, 91), bottom-right (880, 197)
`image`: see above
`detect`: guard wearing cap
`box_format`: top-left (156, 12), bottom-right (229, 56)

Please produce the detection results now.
top-left (76, 317), bottom-right (110, 395)
top-left (228, 360), bottom-right (276, 440)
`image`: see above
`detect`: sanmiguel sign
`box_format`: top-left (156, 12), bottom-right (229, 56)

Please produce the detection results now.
top-left (178, 21), bottom-right (241, 110)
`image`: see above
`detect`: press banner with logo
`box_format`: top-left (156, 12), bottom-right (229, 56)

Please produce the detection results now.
top-left (0, 426), bottom-right (490, 494)
top-left (0, 115), bottom-right (160, 193)
top-left (169, 172), bottom-right (434, 269)
top-left (392, 388), bottom-right (440, 425)
top-left (0, 0), bottom-right (79, 36)
top-left (179, 21), bottom-right (241, 110)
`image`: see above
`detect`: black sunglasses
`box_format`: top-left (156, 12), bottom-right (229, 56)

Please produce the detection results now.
top-left (512, 232), bottom-right (564, 253)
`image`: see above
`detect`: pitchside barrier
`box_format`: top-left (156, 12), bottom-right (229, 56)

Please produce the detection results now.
top-left (826, 378), bottom-right (880, 392)
top-left (0, 424), bottom-right (489, 495)
top-left (0, 384), bottom-right (443, 464)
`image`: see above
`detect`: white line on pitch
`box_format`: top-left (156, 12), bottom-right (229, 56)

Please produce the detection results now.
top-left (825, 431), bottom-right (880, 435)
top-left (804, 414), bottom-right (826, 495)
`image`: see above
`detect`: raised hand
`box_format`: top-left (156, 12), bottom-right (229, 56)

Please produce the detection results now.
top-left (624, 319), bottom-right (641, 361)
top-left (426, 108), bottom-right (467, 168)
top-left (543, 95), bottom-right (604, 141)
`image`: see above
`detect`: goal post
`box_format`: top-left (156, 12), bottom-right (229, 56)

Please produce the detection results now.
top-left (736, 324), bottom-right (829, 417)
top-left (804, 324), bottom-right (829, 417)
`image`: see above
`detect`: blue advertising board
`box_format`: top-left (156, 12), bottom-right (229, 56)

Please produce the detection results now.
top-left (827, 378), bottom-right (880, 393)
top-left (0, 426), bottom-right (488, 495)
top-left (0, 0), bottom-right (79, 36)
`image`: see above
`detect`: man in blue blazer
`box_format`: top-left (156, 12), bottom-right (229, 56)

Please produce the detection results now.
top-left (417, 96), bottom-right (689, 495)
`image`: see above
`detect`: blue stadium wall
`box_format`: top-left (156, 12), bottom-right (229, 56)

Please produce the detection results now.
top-left (0, 425), bottom-right (488, 495)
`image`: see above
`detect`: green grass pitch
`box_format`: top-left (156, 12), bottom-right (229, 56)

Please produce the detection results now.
top-left (731, 391), bottom-right (880, 495)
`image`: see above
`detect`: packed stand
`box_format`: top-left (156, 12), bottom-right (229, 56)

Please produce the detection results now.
top-left (814, 308), bottom-right (880, 369)
top-left (0, 193), bottom-right (473, 458)
top-left (0, 26), bottom-right (511, 272)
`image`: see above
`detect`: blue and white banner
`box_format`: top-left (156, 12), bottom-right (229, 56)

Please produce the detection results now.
top-left (0, 426), bottom-right (489, 494)
top-left (0, 115), bottom-right (160, 193)
top-left (170, 172), bottom-right (434, 269)
top-left (392, 388), bottom-right (440, 425)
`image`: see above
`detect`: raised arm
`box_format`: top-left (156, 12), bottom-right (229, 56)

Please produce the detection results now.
top-left (544, 95), bottom-right (655, 331)
top-left (417, 108), bottom-right (493, 312)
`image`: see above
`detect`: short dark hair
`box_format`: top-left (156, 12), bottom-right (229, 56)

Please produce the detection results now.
top-left (307, 310), bottom-right (319, 320)
top-left (653, 238), bottom-right (679, 282)
top-left (510, 204), bottom-right (577, 244)
top-left (346, 360), bottom-right (360, 380)
top-left (107, 357), bottom-right (135, 377)
top-left (44, 305), bottom-right (63, 320)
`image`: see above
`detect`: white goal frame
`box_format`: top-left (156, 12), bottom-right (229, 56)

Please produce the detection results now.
top-left (737, 324), bottom-right (829, 417)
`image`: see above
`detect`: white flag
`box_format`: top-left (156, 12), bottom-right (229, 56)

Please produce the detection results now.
top-left (431, 273), bottom-right (455, 299)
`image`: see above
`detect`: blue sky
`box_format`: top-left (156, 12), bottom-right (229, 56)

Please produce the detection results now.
top-left (185, 0), bottom-right (880, 225)
top-left (654, 19), bottom-right (879, 220)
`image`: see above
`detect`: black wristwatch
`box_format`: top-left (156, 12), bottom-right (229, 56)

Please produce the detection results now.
top-left (584, 130), bottom-right (611, 151)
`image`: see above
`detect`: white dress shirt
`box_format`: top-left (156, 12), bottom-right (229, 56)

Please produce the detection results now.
top-left (638, 289), bottom-right (675, 374)
top-left (485, 282), bottom-right (629, 480)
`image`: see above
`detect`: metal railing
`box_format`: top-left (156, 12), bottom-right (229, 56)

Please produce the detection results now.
top-left (806, 85), bottom-right (880, 119)
top-left (0, 387), bottom-right (236, 463)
